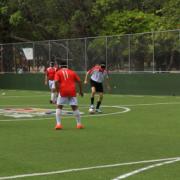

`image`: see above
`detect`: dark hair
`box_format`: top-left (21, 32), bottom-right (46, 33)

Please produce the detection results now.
top-left (100, 62), bottom-right (106, 68)
top-left (50, 62), bottom-right (54, 67)
top-left (60, 60), bottom-right (68, 68)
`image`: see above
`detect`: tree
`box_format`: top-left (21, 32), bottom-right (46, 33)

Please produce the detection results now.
top-left (100, 10), bottom-right (162, 35)
top-left (0, 0), bottom-right (179, 43)
top-left (161, 0), bottom-right (180, 29)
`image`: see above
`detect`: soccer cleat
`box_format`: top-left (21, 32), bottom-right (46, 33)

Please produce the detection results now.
top-left (76, 124), bottom-right (84, 129)
top-left (55, 124), bottom-right (63, 130)
top-left (96, 109), bottom-right (102, 113)
top-left (50, 100), bottom-right (53, 104)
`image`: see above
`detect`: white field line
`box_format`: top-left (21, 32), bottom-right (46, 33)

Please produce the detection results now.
top-left (0, 95), bottom-right (48, 98)
top-left (1, 101), bottom-right (180, 108)
top-left (0, 93), bottom-right (179, 99)
top-left (1, 101), bottom-right (180, 122)
top-left (1, 91), bottom-right (180, 98)
top-left (149, 96), bottom-right (166, 98)
top-left (0, 157), bottom-right (179, 180)
top-left (0, 90), bottom-right (44, 93)
top-left (112, 158), bottom-right (180, 180)
top-left (0, 106), bottom-right (130, 122)
top-left (117, 102), bottom-right (180, 107)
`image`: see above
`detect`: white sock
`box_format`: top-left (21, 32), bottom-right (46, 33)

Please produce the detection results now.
top-left (73, 109), bottom-right (81, 124)
top-left (51, 92), bottom-right (56, 102)
top-left (54, 93), bottom-right (57, 102)
top-left (56, 109), bottom-right (62, 125)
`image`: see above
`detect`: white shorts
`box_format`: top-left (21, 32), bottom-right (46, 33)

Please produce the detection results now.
top-left (56, 94), bottom-right (78, 106)
top-left (48, 80), bottom-right (55, 90)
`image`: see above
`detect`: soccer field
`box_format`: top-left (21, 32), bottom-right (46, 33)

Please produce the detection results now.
top-left (0, 89), bottom-right (180, 180)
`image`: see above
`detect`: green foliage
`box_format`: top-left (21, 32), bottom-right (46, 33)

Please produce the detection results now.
top-left (161, 0), bottom-right (180, 29)
top-left (0, 0), bottom-right (179, 43)
top-left (9, 10), bottom-right (25, 26)
top-left (101, 10), bottom-right (162, 35)
top-left (0, 6), bottom-right (8, 15)
top-left (92, 0), bottom-right (120, 16)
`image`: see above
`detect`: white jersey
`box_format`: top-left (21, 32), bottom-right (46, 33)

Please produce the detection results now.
top-left (87, 65), bottom-right (108, 83)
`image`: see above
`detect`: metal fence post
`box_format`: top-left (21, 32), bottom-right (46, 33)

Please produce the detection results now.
top-left (105, 36), bottom-right (108, 68)
top-left (48, 40), bottom-right (51, 62)
top-left (33, 42), bottom-right (35, 68)
top-left (152, 31), bottom-right (155, 73)
top-left (84, 38), bottom-right (87, 71)
top-left (128, 34), bottom-right (131, 73)
top-left (66, 40), bottom-right (69, 67)
top-left (13, 44), bottom-right (16, 73)
top-left (0, 45), bottom-right (3, 72)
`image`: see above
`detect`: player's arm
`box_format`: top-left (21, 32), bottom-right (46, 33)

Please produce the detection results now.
top-left (54, 72), bottom-right (59, 93)
top-left (84, 71), bottom-right (89, 84)
top-left (75, 73), bottom-right (83, 96)
top-left (55, 80), bottom-right (59, 93)
top-left (104, 74), bottom-right (111, 91)
top-left (77, 80), bottom-right (83, 97)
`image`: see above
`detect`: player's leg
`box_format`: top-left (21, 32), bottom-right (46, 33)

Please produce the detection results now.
top-left (48, 80), bottom-right (53, 103)
top-left (90, 86), bottom-right (96, 108)
top-left (96, 92), bottom-right (103, 112)
top-left (89, 79), bottom-right (96, 110)
top-left (49, 80), bottom-right (56, 104)
top-left (55, 105), bottom-right (63, 129)
top-left (95, 83), bottom-right (103, 113)
top-left (70, 97), bottom-right (84, 129)
top-left (55, 95), bottom-right (67, 129)
top-left (51, 81), bottom-right (57, 104)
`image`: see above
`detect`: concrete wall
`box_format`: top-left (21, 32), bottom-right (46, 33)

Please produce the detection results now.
top-left (0, 73), bottom-right (180, 95)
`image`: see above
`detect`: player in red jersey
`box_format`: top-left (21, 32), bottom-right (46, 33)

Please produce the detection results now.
top-left (84, 62), bottom-right (111, 113)
top-left (54, 61), bottom-right (84, 130)
top-left (44, 62), bottom-right (58, 104)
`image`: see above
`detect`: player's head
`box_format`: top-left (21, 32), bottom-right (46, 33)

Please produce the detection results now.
top-left (60, 60), bottom-right (68, 68)
top-left (100, 62), bottom-right (106, 69)
top-left (50, 61), bottom-right (54, 67)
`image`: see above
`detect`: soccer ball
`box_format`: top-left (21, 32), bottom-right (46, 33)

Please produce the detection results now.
top-left (89, 108), bottom-right (95, 114)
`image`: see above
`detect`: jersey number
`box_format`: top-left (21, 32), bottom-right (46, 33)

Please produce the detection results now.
top-left (62, 70), bottom-right (69, 80)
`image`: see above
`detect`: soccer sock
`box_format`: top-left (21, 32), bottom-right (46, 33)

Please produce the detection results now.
top-left (91, 97), bottom-right (94, 105)
top-left (51, 92), bottom-right (56, 102)
top-left (51, 93), bottom-right (53, 101)
top-left (96, 101), bottom-right (101, 109)
top-left (54, 92), bottom-right (58, 103)
top-left (73, 109), bottom-right (81, 125)
top-left (56, 108), bottom-right (62, 125)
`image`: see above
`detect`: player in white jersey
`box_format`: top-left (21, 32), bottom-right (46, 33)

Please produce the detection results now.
top-left (84, 62), bottom-right (111, 113)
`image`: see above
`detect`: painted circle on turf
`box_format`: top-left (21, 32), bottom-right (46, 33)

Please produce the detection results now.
top-left (0, 106), bottom-right (131, 121)
top-left (80, 105), bottom-right (131, 118)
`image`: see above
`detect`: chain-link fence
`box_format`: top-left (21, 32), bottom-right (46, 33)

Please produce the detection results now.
top-left (0, 29), bottom-right (179, 73)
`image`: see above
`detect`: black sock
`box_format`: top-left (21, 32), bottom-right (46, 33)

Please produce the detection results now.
top-left (91, 97), bottom-right (94, 105)
top-left (96, 101), bottom-right (101, 109)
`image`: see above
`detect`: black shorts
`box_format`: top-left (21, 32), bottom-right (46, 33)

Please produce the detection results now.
top-left (90, 79), bottom-right (103, 93)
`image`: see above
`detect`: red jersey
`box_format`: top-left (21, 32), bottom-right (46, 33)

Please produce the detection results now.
top-left (55, 68), bottom-right (81, 97)
top-left (46, 67), bottom-right (57, 80)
